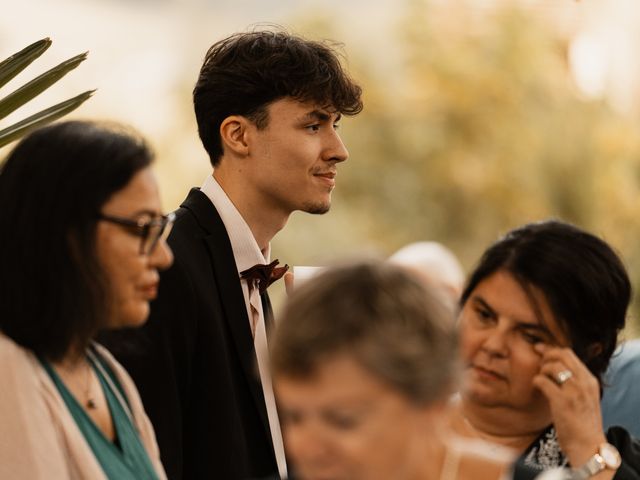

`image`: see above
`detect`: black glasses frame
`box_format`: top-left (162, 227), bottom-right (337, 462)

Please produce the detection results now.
top-left (98, 211), bottom-right (176, 255)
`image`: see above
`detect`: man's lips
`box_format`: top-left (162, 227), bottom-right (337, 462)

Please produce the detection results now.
top-left (313, 171), bottom-right (336, 187)
top-left (314, 171), bottom-right (336, 179)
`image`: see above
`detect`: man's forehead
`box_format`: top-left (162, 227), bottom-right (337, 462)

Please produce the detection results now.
top-left (265, 97), bottom-right (341, 120)
top-left (285, 97), bottom-right (338, 113)
top-left (302, 109), bottom-right (340, 119)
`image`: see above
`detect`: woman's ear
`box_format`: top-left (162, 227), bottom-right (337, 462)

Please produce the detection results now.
top-left (220, 115), bottom-right (250, 157)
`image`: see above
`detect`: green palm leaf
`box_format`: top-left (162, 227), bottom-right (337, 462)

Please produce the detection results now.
top-left (0, 38), bottom-right (94, 151)
top-left (0, 51), bottom-right (89, 120)
top-left (0, 38), bottom-right (52, 90)
top-left (0, 90), bottom-right (94, 148)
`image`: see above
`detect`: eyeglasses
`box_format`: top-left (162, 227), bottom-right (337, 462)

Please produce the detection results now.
top-left (98, 211), bottom-right (176, 255)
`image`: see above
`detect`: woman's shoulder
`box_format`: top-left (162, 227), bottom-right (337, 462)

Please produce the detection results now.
top-left (0, 332), bottom-right (40, 376)
top-left (0, 330), bottom-right (26, 354)
top-left (0, 332), bottom-right (57, 421)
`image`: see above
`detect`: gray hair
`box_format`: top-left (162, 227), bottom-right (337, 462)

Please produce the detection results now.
top-left (271, 259), bottom-right (460, 405)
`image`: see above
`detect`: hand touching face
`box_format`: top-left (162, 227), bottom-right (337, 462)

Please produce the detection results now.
top-left (459, 269), bottom-right (611, 468)
top-left (533, 344), bottom-right (607, 467)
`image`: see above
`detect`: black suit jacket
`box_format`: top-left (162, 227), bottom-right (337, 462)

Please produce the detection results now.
top-left (103, 188), bottom-right (278, 480)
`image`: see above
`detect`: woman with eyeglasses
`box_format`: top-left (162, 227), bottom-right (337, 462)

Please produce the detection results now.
top-left (0, 120), bottom-right (173, 479)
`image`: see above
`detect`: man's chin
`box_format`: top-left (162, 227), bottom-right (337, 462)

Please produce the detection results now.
top-left (302, 201), bottom-right (331, 215)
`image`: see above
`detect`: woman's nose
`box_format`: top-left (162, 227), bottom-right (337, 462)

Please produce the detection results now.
top-left (150, 239), bottom-right (173, 270)
top-left (482, 327), bottom-right (509, 358)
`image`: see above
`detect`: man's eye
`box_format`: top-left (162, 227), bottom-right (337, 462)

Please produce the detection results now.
top-left (333, 123), bottom-right (341, 130)
top-left (306, 124), bottom-right (320, 132)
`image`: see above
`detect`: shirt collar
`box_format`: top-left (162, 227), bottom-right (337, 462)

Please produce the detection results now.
top-left (200, 175), bottom-right (270, 273)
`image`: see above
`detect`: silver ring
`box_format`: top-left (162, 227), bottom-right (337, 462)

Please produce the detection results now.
top-left (556, 369), bottom-right (573, 385)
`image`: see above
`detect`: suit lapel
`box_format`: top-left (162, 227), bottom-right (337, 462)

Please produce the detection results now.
top-left (180, 188), bottom-right (273, 443)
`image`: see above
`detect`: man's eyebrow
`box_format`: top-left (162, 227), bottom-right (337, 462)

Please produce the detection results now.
top-left (300, 110), bottom-right (342, 122)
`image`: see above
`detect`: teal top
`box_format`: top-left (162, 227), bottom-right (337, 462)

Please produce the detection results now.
top-left (41, 350), bottom-right (159, 480)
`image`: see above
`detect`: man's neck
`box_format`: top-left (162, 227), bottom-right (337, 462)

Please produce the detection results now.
top-left (213, 170), bottom-right (289, 250)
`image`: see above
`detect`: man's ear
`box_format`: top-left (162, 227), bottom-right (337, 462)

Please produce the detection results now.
top-left (220, 116), bottom-right (250, 156)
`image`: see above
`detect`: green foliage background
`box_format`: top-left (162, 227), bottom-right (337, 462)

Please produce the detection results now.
top-left (271, 1), bottom-right (640, 334)
top-left (2, 1), bottom-right (637, 334)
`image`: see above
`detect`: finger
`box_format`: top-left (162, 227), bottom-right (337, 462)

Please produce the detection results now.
top-left (532, 372), bottom-right (563, 400)
top-left (534, 342), bottom-right (568, 354)
top-left (534, 343), bottom-right (548, 355)
top-left (534, 344), bottom-right (575, 365)
top-left (536, 345), bottom-right (579, 364)
top-left (538, 361), bottom-right (574, 386)
top-left (536, 346), bottom-right (589, 377)
top-left (538, 360), bottom-right (600, 403)
top-left (284, 271), bottom-right (294, 296)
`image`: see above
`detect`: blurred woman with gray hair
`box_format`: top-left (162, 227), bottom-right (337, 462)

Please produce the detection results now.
top-left (270, 260), bottom-right (557, 480)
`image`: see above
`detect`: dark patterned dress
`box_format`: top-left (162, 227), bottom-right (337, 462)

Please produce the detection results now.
top-left (522, 426), bottom-right (567, 471)
top-left (519, 425), bottom-right (640, 479)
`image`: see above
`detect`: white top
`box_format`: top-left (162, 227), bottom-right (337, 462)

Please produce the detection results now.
top-left (200, 175), bottom-right (287, 479)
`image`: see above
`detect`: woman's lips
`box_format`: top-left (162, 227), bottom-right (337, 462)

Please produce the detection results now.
top-left (471, 364), bottom-right (507, 382)
top-left (139, 282), bottom-right (159, 299)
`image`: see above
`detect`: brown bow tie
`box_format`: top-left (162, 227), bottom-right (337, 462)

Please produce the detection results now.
top-left (240, 259), bottom-right (289, 294)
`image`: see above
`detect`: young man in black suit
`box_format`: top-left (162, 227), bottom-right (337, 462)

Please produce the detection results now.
top-left (105, 30), bottom-right (362, 480)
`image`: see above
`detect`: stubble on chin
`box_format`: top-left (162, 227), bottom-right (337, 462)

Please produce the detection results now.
top-left (302, 201), bottom-right (331, 215)
top-left (300, 187), bottom-right (334, 214)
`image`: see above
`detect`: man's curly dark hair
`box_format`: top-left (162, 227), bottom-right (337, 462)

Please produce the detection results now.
top-left (193, 29), bottom-right (363, 166)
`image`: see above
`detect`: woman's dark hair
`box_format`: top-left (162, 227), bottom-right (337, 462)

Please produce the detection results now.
top-left (0, 120), bottom-right (153, 362)
top-left (271, 260), bottom-right (460, 405)
top-left (193, 29), bottom-right (363, 166)
top-left (461, 220), bottom-right (631, 384)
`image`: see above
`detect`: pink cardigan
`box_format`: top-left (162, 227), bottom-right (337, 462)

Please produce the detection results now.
top-left (0, 333), bottom-right (167, 479)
